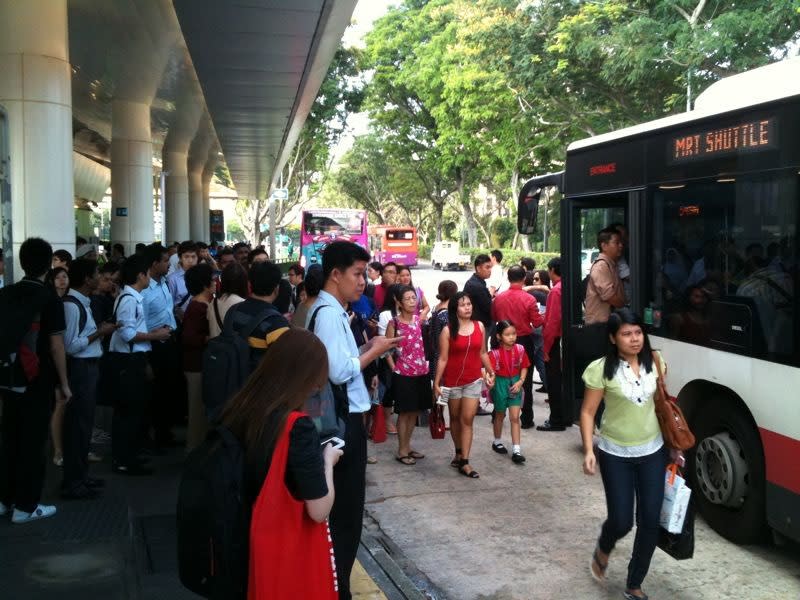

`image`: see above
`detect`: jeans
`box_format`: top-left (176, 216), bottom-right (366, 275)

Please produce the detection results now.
top-left (598, 446), bottom-right (668, 590)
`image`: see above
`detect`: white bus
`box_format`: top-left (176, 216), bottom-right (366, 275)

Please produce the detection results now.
top-left (518, 58), bottom-right (800, 545)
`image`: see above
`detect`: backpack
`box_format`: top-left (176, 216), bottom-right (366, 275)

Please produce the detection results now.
top-left (0, 281), bottom-right (51, 392)
top-left (202, 304), bottom-right (277, 422)
top-left (581, 257), bottom-right (610, 305)
top-left (62, 295), bottom-right (88, 336)
top-left (177, 426), bottom-right (248, 599)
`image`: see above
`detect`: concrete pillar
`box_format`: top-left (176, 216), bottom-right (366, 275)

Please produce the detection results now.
top-left (188, 118), bottom-right (212, 242)
top-left (110, 100), bottom-right (153, 254)
top-left (0, 0), bottom-right (74, 278)
top-left (188, 166), bottom-right (204, 242)
top-left (201, 147), bottom-right (218, 244)
top-left (164, 147), bottom-right (190, 243)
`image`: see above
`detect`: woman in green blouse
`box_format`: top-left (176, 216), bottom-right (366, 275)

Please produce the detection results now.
top-left (580, 308), bottom-right (668, 600)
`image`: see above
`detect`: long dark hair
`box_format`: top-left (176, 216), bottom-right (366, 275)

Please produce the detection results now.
top-left (381, 283), bottom-right (402, 314)
top-left (220, 329), bottom-right (329, 462)
top-left (391, 284), bottom-right (416, 316)
top-left (447, 291), bottom-right (472, 339)
top-left (603, 308), bottom-right (654, 380)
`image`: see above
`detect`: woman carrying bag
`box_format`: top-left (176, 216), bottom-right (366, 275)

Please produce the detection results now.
top-left (220, 328), bottom-right (342, 599)
top-left (580, 308), bottom-right (676, 600)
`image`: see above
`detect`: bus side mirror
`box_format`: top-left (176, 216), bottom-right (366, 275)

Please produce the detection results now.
top-left (517, 187), bottom-right (541, 235)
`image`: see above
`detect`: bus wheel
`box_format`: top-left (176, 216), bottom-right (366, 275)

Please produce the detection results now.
top-left (689, 398), bottom-right (767, 544)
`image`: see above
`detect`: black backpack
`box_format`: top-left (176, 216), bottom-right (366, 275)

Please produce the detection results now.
top-left (0, 280), bottom-right (51, 392)
top-left (177, 426), bottom-right (248, 599)
top-left (62, 295), bottom-right (88, 335)
top-left (202, 304), bottom-right (277, 422)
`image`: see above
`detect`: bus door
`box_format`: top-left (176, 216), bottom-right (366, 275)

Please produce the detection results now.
top-left (562, 192), bottom-right (641, 421)
top-left (0, 107), bottom-right (11, 283)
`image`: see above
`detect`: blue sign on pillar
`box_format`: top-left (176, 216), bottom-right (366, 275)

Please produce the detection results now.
top-left (115, 207), bottom-right (128, 217)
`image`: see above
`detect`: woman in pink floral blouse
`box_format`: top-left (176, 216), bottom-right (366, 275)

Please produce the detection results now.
top-left (386, 284), bottom-right (432, 465)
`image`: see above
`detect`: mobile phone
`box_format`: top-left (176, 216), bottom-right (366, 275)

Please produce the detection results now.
top-left (322, 436), bottom-right (345, 449)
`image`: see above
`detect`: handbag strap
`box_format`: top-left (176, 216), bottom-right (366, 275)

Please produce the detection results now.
top-left (652, 350), bottom-right (671, 403)
top-left (258, 411), bottom-right (304, 504)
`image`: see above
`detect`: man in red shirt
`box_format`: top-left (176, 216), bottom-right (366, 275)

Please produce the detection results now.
top-left (372, 261), bottom-right (397, 311)
top-left (492, 265), bottom-right (544, 428)
top-left (539, 257), bottom-right (569, 431)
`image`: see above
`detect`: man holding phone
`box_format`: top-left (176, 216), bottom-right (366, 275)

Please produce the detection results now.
top-left (307, 241), bottom-right (401, 600)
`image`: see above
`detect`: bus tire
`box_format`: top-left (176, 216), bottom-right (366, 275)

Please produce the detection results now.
top-left (688, 396), bottom-right (767, 544)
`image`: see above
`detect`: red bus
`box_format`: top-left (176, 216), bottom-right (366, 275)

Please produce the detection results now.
top-left (369, 226), bottom-right (418, 267)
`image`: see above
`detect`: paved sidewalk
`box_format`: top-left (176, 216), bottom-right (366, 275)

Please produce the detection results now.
top-left (364, 392), bottom-right (800, 600)
top-left (0, 429), bottom-right (423, 599)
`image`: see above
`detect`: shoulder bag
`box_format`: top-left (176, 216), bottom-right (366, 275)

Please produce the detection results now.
top-left (652, 352), bottom-right (696, 451)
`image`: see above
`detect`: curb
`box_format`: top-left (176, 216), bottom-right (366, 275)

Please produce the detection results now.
top-left (360, 511), bottom-right (448, 600)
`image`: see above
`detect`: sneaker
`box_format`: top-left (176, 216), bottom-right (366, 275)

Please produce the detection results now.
top-left (87, 451), bottom-right (104, 463)
top-left (53, 455), bottom-right (63, 467)
top-left (91, 428), bottom-right (111, 444)
top-left (0, 501), bottom-right (12, 516)
top-left (491, 442), bottom-right (509, 455)
top-left (512, 452), bottom-right (526, 464)
top-left (11, 504), bottom-right (57, 523)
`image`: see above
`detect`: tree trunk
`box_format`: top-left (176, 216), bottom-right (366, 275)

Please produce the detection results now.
top-left (433, 205), bottom-right (444, 241)
top-left (457, 174), bottom-right (477, 247)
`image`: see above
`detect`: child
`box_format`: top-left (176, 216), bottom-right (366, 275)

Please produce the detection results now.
top-left (490, 320), bottom-right (530, 464)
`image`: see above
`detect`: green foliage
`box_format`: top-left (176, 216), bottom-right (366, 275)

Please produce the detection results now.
top-left (460, 248), bottom-right (560, 269)
top-left (226, 220), bottom-right (245, 242)
top-left (490, 217), bottom-right (516, 248)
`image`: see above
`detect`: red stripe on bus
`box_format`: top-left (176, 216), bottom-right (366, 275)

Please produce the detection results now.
top-left (760, 428), bottom-right (800, 495)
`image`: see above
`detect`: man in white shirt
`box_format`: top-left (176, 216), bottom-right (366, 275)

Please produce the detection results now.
top-left (307, 241), bottom-right (399, 600)
top-left (167, 241), bottom-right (198, 321)
top-left (109, 255), bottom-right (171, 475)
top-left (487, 249), bottom-right (506, 297)
top-left (61, 259), bottom-right (117, 499)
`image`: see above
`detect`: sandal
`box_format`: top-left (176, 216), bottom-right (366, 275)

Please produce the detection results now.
top-left (408, 450), bottom-right (425, 459)
top-left (458, 459), bottom-right (479, 479)
top-left (367, 456), bottom-right (378, 464)
top-left (395, 455), bottom-right (416, 466)
top-left (590, 546), bottom-right (608, 583)
top-left (623, 592), bottom-right (648, 600)
top-left (450, 448), bottom-right (462, 468)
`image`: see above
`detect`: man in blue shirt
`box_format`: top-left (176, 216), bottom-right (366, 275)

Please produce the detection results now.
top-left (142, 243), bottom-right (184, 448)
top-left (167, 241), bottom-right (198, 321)
top-left (61, 259), bottom-right (117, 499)
top-left (109, 256), bottom-right (171, 475)
top-left (308, 241), bottom-right (400, 600)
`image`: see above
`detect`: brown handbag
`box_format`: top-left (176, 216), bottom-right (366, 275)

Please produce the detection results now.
top-left (652, 352), bottom-right (696, 451)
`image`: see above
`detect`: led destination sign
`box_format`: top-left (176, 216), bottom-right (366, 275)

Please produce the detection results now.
top-left (671, 117), bottom-right (776, 163)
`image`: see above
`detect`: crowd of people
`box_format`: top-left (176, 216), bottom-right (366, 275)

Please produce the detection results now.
top-left (0, 228), bottom-right (673, 600)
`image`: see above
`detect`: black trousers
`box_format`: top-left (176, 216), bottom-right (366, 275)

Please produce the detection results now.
top-left (545, 337), bottom-right (569, 425)
top-left (111, 352), bottom-right (149, 467)
top-left (330, 412), bottom-right (367, 600)
top-left (149, 338), bottom-right (185, 443)
top-left (63, 357), bottom-right (100, 491)
top-left (516, 334), bottom-right (536, 426)
top-left (0, 377), bottom-right (53, 512)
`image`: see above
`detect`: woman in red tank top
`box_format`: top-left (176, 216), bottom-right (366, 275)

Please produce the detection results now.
top-left (433, 292), bottom-right (496, 478)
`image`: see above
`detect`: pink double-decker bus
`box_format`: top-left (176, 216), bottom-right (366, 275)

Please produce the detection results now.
top-left (300, 208), bottom-right (368, 268)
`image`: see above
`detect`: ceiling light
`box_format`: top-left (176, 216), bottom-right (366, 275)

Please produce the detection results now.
top-left (658, 184), bottom-right (685, 190)
top-left (717, 178), bottom-right (735, 183)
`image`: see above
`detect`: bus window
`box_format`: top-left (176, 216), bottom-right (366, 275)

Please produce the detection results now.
top-left (647, 172), bottom-right (798, 364)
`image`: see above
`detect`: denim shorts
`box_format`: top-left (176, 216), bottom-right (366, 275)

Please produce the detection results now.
top-left (442, 378), bottom-right (483, 400)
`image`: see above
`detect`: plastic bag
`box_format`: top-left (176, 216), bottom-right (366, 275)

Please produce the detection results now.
top-left (660, 463), bottom-right (692, 533)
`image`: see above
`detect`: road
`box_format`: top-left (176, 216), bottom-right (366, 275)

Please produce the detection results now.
top-left (365, 261), bottom-right (800, 600)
